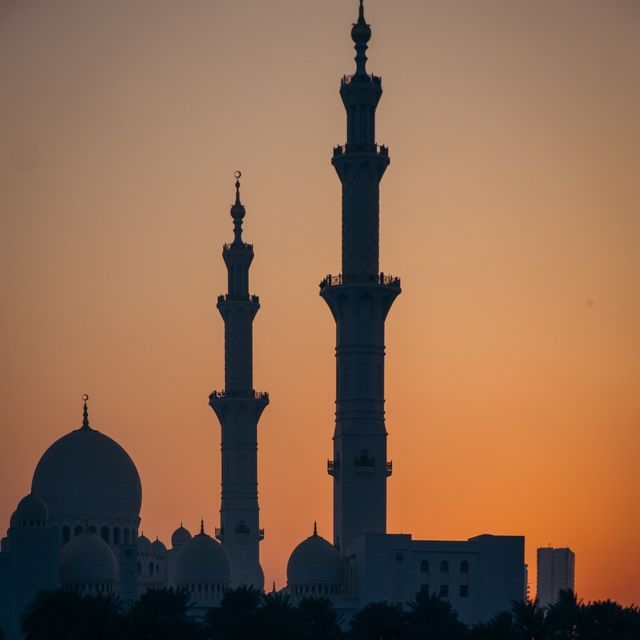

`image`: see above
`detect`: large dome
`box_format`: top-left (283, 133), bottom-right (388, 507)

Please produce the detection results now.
top-left (31, 415), bottom-right (141, 525)
top-left (174, 527), bottom-right (231, 586)
top-left (287, 526), bottom-right (343, 587)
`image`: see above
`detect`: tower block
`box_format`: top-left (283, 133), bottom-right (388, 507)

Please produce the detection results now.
top-left (210, 174), bottom-right (268, 590)
top-left (321, 1), bottom-right (401, 555)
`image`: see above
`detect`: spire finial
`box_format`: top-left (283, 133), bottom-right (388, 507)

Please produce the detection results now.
top-left (313, 521), bottom-right (318, 536)
top-left (200, 519), bottom-right (205, 535)
top-left (230, 170), bottom-right (246, 243)
top-left (81, 394), bottom-right (91, 429)
top-left (351, 0), bottom-right (372, 74)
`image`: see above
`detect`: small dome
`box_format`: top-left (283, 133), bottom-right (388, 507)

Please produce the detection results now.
top-left (287, 527), bottom-right (343, 587)
top-left (137, 534), bottom-right (152, 554)
top-left (171, 524), bottom-right (192, 549)
top-left (32, 422), bottom-right (142, 526)
top-left (60, 533), bottom-right (118, 585)
top-left (10, 493), bottom-right (48, 528)
top-left (174, 529), bottom-right (231, 586)
top-left (152, 538), bottom-right (167, 556)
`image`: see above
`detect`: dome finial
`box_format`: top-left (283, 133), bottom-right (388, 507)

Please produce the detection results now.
top-left (313, 521), bottom-right (318, 536)
top-left (81, 394), bottom-right (91, 430)
top-left (200, 518), bottom-right (205, 535)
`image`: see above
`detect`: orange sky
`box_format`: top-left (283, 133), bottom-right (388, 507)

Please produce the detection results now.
top-left (1, 0), bottom-right (639, 605)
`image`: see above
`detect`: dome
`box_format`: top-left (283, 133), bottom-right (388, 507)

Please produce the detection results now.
top-left (10, 493), bottom-right (48, 528)
top-left (287, 526), bottom-right (343, 586)
top-left (171, 524), bottom-right (192, 549)
top-left (152, 538), bottom-right (167, 556)
top-left (137, 534), bottom-right (152, 554)
top-left (174, 527), bottom-right (231, 585)
top-left (31, 417), bottom-right (142, 525)
top-left (60, 533), bottom-right (118, 585)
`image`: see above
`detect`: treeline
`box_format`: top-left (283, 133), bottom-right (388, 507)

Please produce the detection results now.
top-left (17, 587), bottom-right (640, 640)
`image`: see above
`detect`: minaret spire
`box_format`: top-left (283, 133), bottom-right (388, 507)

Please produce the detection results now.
top-left (210, 172), bottom-right (268, 590)
top-left (352, 0), bottom-right (372, 75)
top-left (81, 394), bottom-right (91, 430)
top-left (321, 2), bottom-right (400, 556)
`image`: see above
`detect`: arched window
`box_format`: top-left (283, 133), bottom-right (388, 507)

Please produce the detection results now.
top-left (440, 560), bottom-right (449, 573)
top-left (101, 526), bottom-right (110, 543)
top-left (113, 527), bottom-right (121, 545)
top-left (149, 562), bottom-right (154, 575)
top-left (74, 525), bottom-right (83, 537)
top-left (420, 560), bottom-right (429, 573)
top-left (124, 529), bottom-right (130, 545)
top-left (137, 561), bottom-right (141, 573)
top-left (460, 560), bottom-right (469, 574)
top-left (88, 525), bottom-right (96, 534)
top-left (63, 526), bottom-right (71, 544)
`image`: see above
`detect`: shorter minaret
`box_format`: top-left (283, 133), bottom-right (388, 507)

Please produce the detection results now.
top-left (209, 173), bottom-right (268, 590)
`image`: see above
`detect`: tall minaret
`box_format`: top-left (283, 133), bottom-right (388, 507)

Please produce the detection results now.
top-left (321, 1), bottom-right (401, 555)
top-left (210, 172), bottom-right (268, 590)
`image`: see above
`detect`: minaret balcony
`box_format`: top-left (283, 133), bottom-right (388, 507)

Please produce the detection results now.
top-left (341, 73), bottom-right (381, 87)
top-left (257, 528), bottom-right (265, 541)
top-left (217, 294), bottom-right (260, 304)
top-left (215, 527), bottom-right (224, 540)
top-left (333, 143), bottom-right (389, 157)
top-left (319, 273), bottom-right (401, 291)
top-left (209, 390), bottom-right (270, 403)
top-left (327, 458), bottom-right (341, 477)
top-left (386, 460), bottom-right (393, 477)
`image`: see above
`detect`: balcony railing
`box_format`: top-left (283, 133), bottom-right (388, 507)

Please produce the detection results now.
top-left (342, 73), bottom-right (381, 86)
top-left (209, 390), bottom-right (270, 402)
top-left (327, 458), bottom-right (340, 476)
top-left (333, 143), bottom-right (389, 157)
top-left (217, 294), bottom-right (260, 304)
top-left (386, 460), bottom-right (393, 477)
top-left (215, 528), bottom-right (223, 539)
top-left (354, 454), bottom-right (375, 470)
top-left (320, 273), bottom-right (401, 290)
top-left (258, 528), bottom-right (265, 541)
top-left (223, 242), bottom-right (253, 252)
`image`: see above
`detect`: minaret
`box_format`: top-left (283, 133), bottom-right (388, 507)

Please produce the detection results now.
top-left (210, 172), bottom-right (268, 590)
top-left (321, 1), bottom-right (400, 555)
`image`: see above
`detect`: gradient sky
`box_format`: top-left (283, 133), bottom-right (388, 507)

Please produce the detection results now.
top-left (1, 0), bottom-right (639, 605)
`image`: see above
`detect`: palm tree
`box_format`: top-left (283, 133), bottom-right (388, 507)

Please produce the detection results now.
top-left (404, 592), bottom-right (468, 640)
top-left (125, 587), bottom-right (202, 640)
top-left (22, 589), bottom-right (122, 640)
top-left (257, 591), bottom-right (297, 640)
top-left (511, 599), bottom-right (547, 640)
top-left (347, 601), bottom-right (405, 640)
top-left (578, 599), bottom-right (640, 640)
top-left (545, 590), bottom-right (581, 640)
top-left (204, 586), bottom-right (261, 640)
top-left (470, 611), bottom-right (513, 640)
top-left (295, 597), bottom-right (344, 640)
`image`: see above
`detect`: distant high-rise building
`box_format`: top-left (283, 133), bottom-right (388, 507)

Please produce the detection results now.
top-left (537, 547), bottom-right (575, 607)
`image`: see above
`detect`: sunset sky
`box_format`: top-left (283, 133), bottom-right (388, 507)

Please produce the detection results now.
top-left (1, 0), bottom-right (639, 605)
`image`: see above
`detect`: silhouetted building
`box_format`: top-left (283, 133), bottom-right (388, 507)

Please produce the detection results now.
top-left (284, 1), bottom-right (526, 625)
top-left (537, 547), bottom-right (575, 607)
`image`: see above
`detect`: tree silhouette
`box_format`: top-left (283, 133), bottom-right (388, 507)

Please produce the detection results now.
top-left (204, 586), bottom-right (261, 640)
top-left (295, 597), bottom-right (344, 640)
top-left (125, 588), bottom-right (202, 640)
top-left (470, 611), bottom-right (513, 640)
top-left (545, 590), bottom-right (581, 640)
top-left (347, 601), bottom-right (406, 640)
top-left (404, 592), bottom-right (468, 640)
top-left (511, 599), bottom-right (548, 640)
top-left (578, 599), bottom-right (640, 640)
top-left (256, 591), bottom-right (297, 640)
top-left (22, 589), bottom-right (122, 640)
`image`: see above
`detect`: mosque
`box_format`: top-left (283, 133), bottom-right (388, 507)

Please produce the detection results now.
top-left (0, 3), bottom-right (525, 638)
